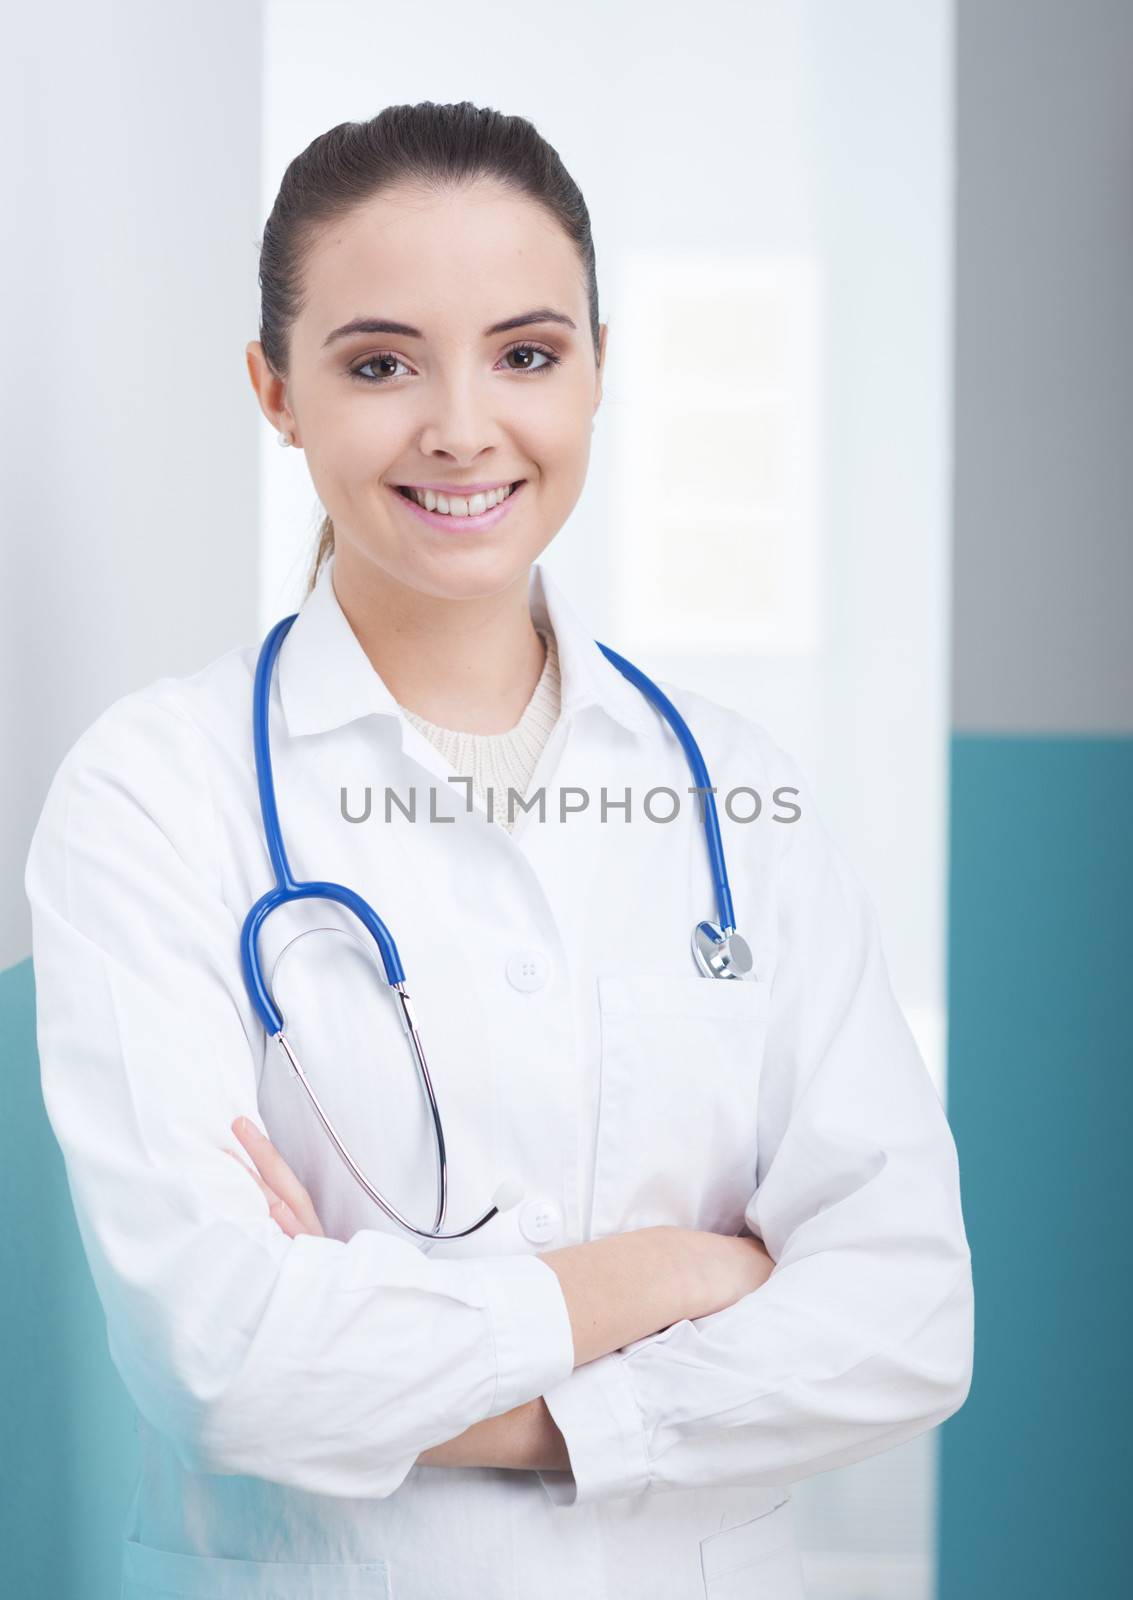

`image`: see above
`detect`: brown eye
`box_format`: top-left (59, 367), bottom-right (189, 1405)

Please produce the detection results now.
top-left (349, 353), bottom-right (410, 384)
top-left (501, 344), bottom-right (560, 374)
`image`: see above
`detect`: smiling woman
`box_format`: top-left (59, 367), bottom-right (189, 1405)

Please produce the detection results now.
top-left (242, 108), bottom-right (611, 725)
top-left (25, 98), bottom-right (973, 1600)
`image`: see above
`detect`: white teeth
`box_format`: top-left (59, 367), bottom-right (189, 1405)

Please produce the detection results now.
top-left (407, 482), bottom-right (514, 515)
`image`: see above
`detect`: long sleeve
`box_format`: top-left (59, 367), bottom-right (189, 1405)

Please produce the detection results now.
top-left (24, 693), bottom-right (575, 1499)
top-left (536, 764), bottom-right (974, 1507)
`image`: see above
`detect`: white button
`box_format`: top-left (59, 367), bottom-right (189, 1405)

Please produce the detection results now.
top-left (506, 949), bottom-right (550, 991)
top-left (519, 1198), bottom-right (562, 1244)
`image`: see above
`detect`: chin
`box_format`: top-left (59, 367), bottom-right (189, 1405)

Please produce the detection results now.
top-left (394, 541), bottom-right (540, 602)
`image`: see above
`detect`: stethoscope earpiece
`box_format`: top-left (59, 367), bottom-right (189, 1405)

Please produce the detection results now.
top-left (491, 1177), bottom-right (524, 1213)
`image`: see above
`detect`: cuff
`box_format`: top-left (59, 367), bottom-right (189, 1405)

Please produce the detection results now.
top-left (536, 1350), bottom-right (651, 1507)
top-left (479, 1253), bottom-right (577, 1417)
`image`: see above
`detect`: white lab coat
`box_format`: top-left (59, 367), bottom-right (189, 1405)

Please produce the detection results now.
top-left (24, 552), bottom-right (973, 1599)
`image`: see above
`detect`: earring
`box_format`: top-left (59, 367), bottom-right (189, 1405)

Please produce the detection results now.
top-left (277, 430), bottom-right (293, 448)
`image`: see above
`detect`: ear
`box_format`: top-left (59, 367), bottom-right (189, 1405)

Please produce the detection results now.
top-left (593, 321), bottom-right (608, 415)
top-left (245, 341), bottom-right (299, 443)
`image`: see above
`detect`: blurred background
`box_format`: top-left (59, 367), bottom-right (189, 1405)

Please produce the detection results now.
top-left (2, 0), bottom-right (1130, 1595)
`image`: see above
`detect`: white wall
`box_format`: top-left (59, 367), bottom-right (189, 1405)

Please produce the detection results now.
top-left (2, 0), bottom-right (263, 970)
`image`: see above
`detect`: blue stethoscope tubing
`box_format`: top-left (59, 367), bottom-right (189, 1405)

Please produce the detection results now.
top-left (239, 612), bottom-right (752, 1241)
top-left (595, 640), bottom-right (736, 938)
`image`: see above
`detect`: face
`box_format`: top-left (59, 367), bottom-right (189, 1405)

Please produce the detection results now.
top-left (246, 178), bottom-right (606, 604)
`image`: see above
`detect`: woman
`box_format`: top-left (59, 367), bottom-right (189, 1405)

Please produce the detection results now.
top-left (25, 102), bottom-right (973, 1599)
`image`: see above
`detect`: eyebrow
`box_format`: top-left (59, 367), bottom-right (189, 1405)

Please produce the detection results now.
top-left (321, 307), bottom-right (578, 349)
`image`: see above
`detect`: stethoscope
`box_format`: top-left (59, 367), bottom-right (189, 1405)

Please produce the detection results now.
top-left (239, 613), bottom-right (754, 1241)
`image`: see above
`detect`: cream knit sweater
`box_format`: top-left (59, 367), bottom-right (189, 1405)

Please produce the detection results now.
top-left (400, 627), bottom-right (561, 831)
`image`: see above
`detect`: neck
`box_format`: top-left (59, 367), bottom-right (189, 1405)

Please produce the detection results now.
top-left (330, 548), bottom-right (547, 736)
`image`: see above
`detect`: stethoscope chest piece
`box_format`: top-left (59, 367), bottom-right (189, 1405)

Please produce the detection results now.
top-left (692, 920), bottom-right (755, 980)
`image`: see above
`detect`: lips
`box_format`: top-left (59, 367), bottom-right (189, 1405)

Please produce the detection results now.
top-left (388, 477), bottom-right (527, 534)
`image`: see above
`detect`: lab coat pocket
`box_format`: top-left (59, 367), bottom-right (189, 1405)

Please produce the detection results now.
top-left (592, 973), bottom-right (770, 1236)
top-left (698, 1496), bottom-right (806, 1599)
top-left (121, 1537), bottom-right (392, 1598)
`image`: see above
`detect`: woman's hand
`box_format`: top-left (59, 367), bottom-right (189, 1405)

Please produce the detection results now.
top-left (222, 1118), bottom-right (565, 1473)
top-left (691, 1227), bottom-right (777, 1318)
top-left (225, 1116), bottom-right (326, 1238)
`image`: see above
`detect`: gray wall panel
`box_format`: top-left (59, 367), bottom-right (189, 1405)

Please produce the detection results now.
top-left (953, 0), bottom-right (1133, 732)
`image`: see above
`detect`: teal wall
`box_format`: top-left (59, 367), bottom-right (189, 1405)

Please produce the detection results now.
top-left (939, 735), bottom-right (1133, 1597)
top-left (1, 956), bottom-right (138, 1600)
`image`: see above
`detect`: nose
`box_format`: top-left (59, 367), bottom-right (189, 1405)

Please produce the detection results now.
top-left (415, 370), bottom-right (500, 466)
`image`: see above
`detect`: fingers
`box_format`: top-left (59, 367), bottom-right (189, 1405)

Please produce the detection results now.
top-left (232, 1117), bottom-right (319, 1231)
top-left (222, 1147), bottom-right (303, 1236)
top-left (228, 1118), bottom-right (325, 1237)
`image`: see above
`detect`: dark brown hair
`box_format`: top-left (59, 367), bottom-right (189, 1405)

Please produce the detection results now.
top-left (255, 101), bottom-right (601, 596)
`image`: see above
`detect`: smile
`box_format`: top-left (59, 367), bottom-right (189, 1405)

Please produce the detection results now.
top-left (396, 481), bottom-right (520, 516)
top-left (389, 479), bottom-right (527, 534)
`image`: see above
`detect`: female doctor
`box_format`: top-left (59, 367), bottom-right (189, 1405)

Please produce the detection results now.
top-left (24, 101), bottom-right (974, 1600)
